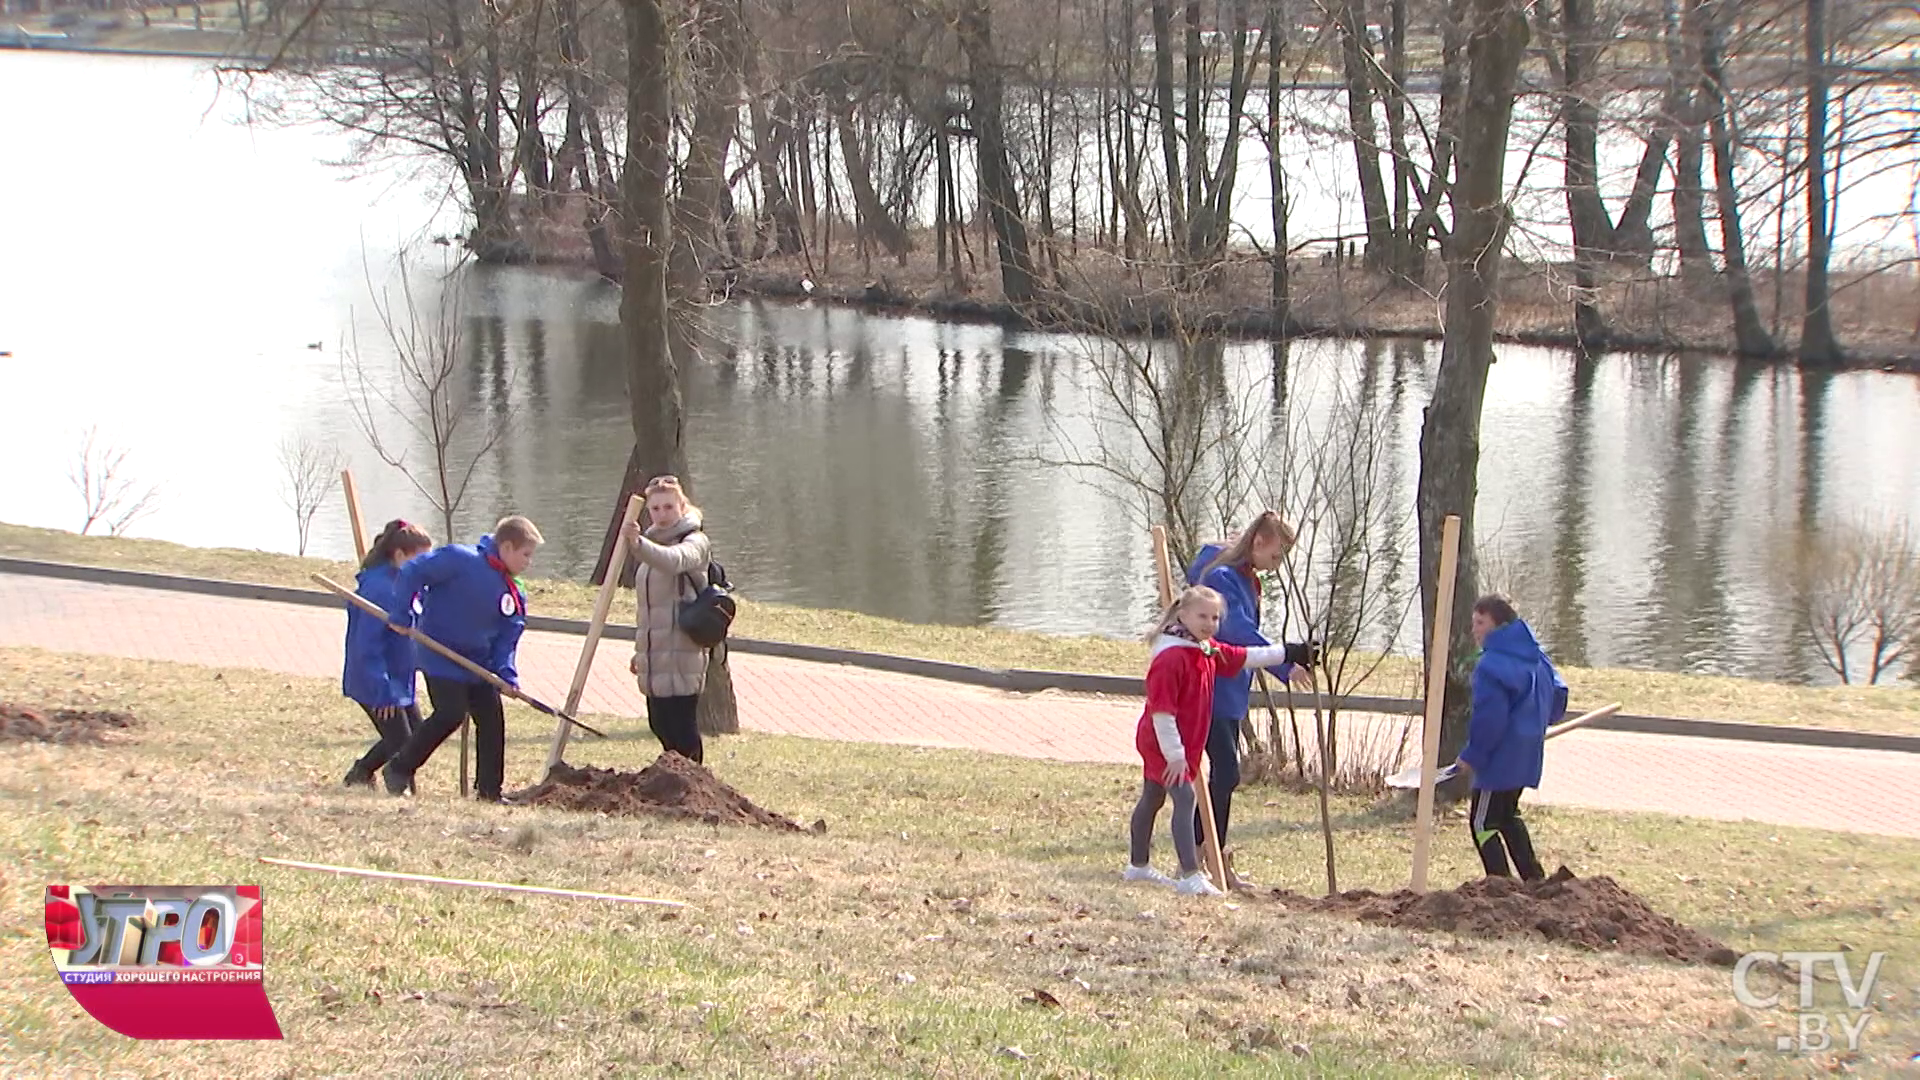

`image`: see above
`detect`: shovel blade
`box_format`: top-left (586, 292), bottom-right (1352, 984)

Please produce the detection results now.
top-left (1386, 761), bottom-right (1458, 790)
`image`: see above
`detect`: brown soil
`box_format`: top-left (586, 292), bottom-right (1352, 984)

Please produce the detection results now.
top-left (0, 702), bottom-right (139, 745)
top-left (509, 752), bottom-right (823, 833)
top-left (1269, 866), bottom-right (1738, 966)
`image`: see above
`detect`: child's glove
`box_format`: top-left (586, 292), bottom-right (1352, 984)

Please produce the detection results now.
top-left (1284, 641), bottom-right (1322, 668)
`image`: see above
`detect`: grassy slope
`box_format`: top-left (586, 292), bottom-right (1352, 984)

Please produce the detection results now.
top-left (4, 522), bottom-right (1917, 736)
top-left (2, 648), bottom-right (1917, 1076)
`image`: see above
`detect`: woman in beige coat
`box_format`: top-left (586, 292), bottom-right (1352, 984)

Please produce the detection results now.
top-left (622, 475), bottom-right (714, 762)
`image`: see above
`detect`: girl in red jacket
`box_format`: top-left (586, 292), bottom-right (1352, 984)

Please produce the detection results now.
top-left (1127, 585), bottom-right (1298, 896)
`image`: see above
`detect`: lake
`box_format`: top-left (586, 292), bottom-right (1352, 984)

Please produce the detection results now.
top-left (3, 50), bottom-right (1917, 683)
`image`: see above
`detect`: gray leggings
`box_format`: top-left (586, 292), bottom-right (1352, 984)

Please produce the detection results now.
top-left (1129, 779), bottom-right (1199, 874)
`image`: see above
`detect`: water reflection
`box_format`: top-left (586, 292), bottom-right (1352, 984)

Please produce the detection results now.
top-left (5, 57), bottom-right (1919, 686)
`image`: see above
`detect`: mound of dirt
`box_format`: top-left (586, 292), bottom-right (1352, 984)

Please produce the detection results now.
top-left (1269, 867), bottom-right (1737, 966)
top-left (1, 703), bottom-right (139, 745)
top-left (510, 753), bottom-right (819, 832)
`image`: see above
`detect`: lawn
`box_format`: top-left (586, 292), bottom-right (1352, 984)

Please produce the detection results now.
top-left (4, 521), bottom-right (1918, 736)
top-left (2, 647), bottom-right (1916, 1077)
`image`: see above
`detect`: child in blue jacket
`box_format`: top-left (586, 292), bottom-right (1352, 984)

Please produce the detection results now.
top-left (342, 520), bottom-right (434, 787)
top-left (1459, 594), bottom-right (1568, 882)
top-left (379, 515), bottom-right (545, 802)
top-left (1184, 511), bottom-right (1315, 886)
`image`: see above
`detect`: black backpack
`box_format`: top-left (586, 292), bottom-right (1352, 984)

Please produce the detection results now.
top-left (677, 557), bottom-right (736, 648)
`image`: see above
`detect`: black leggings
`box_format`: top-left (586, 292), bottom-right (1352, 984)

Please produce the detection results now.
top-left (1192, 714), bottom-right (1242, 849)
top-left (1470, 788), bottom-right (1544, 881)
top-left (388, 677), bottom-right (507, 799)
top-left (647, 695), bottom-right (702, 763)
top-left (350, 702), bottom-right (422, 776)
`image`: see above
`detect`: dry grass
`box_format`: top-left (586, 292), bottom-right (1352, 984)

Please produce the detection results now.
top-left (3, 647), bottom-right (1919, 1077)
top-left (5, 521), bottom-right (1918, 737)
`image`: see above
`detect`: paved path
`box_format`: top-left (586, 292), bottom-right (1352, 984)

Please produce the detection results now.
top-left (3, 574), bottom-right (1918, 840)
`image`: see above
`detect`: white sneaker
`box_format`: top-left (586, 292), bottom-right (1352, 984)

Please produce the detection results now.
top-left (1173, 871), bottom-right (1225, 897)
top-left (1122, 864), bottom-right (1173, 885)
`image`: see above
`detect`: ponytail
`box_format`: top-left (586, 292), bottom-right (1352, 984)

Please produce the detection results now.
top-left (361, 519), bottom-right (433, 570)
top-left (1200, 509), bottom-right (1296, 580)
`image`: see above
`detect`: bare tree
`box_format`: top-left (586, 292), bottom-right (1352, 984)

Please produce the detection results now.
top-left (1256, 368), bottom-right (1415, 893)
top-left (1041, 278), bottom-right (1270, 576)
top-left (1790, 518), bottom-right (1920, 684)
top-left (341, 248), bottom-right (520, 543)
top-left (277, 435), bottom-right (343, 557)
top-left (70, 426), bottom-right (161, 538)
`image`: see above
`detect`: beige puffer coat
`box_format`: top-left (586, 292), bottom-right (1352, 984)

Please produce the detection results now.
top-left (630, 511), bottom-right (713, 699)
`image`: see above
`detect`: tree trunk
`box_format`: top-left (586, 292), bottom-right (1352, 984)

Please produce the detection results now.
top-left (1336, 0), bottom-right (1392, 269)
top-left (1559, 0), bottom-right (1609, 346)
top-left (1800, 0), bottom-right (1842, 365)
top-left (1418, 0), bottom-right (1528, 781)
top-left (745, 47), bottom-right (804, 256)
top-left (832, 102), bottom-right (911, 258)
top-left (1267, 1), bottom-right (1291, 329)
top-left (697, 643), bottom-right (739, 735)
top-left (1407, 0), bottom-right (1464, 287)
top-left (1150, 0), bottom-right (1187, 252)
top-left (1183, 0), bottom-right (1205, 240)
top-left (1665, 0), bottom-right (1711, 287)
top-left (671, 0), bottom-right (743, 298)
top-left (1693, 0), bottom-right (1775, 356)
top-left (557, 0), bottom-right (622, 280)
top-left (1385, 0), bottom-right (1414, 278)
top-left (956, 0), bottom-right (1038, 304)
top-left (1196, 0), bottom-right (1259, 274)
top-left (620, 0), bottom-right (689, 489)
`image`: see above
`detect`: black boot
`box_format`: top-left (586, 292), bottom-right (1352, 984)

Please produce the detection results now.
top-left (381, 763), bottom-right (413, 796)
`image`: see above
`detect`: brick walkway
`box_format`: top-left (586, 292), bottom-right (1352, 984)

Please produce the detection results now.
top-left (4, 574), bottom-right (1918, 839)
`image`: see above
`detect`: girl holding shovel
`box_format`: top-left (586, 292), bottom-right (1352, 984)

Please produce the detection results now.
top-left (1126, 585), bottom-right (1303, 896)
top-left (341, 519), bottom-right (433, 788)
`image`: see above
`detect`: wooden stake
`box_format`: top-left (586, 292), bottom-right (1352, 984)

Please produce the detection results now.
top-left (340, 468), bottom-right (370, 562)
top-left (1410, 514), bottom-right (1462, 894)
top-left (1150, 525), bottom-right (1228, 891)
top-left (548, 494), bottom-right (643, 772)
top-left (258, 857), bottom-right (686, 908)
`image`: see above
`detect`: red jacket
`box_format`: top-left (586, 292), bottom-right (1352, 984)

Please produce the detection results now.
top-left (1135, 636), bottom-right (1251, 782)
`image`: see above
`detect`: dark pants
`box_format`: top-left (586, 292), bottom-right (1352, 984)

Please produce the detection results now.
top-left (647, 694), bottom-right (702, 763)
top-left (1192, 713), bottom-right (1242, 849)
top-left (348, 702), bottom-right (421, 779)
top-left (1470, 788), bottom-right (1544, 881)
top-left (385, 676), bottom-right (506, 799)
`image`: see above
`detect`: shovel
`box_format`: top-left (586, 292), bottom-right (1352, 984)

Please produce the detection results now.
top-left (312, 573), bottom-right (608, 740)
top-left (1385, 701), bottom-right (1621, 789)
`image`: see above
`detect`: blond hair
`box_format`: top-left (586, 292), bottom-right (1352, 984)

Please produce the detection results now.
top-left (1144, 585), bottom-right (1224, 643)
top-left (643, 474), bottom-right (701, 520)
top-left (493, 514), bottom-right (545, 549)
top-left (1201, 510), bottom-right (1296, 579)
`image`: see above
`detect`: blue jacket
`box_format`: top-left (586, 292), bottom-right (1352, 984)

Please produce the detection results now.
top-left (386, 535), bottom-right (526, 687)
top-left (342, 562), bottom-right (420, 708)
top-left (1185, 544), bottom-right (1294, 720)
top-left (1459, 618), bottom-right (1568, 792)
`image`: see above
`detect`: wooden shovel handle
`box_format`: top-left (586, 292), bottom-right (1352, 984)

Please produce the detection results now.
top-left (311, 573), bottom-right (605, 739)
